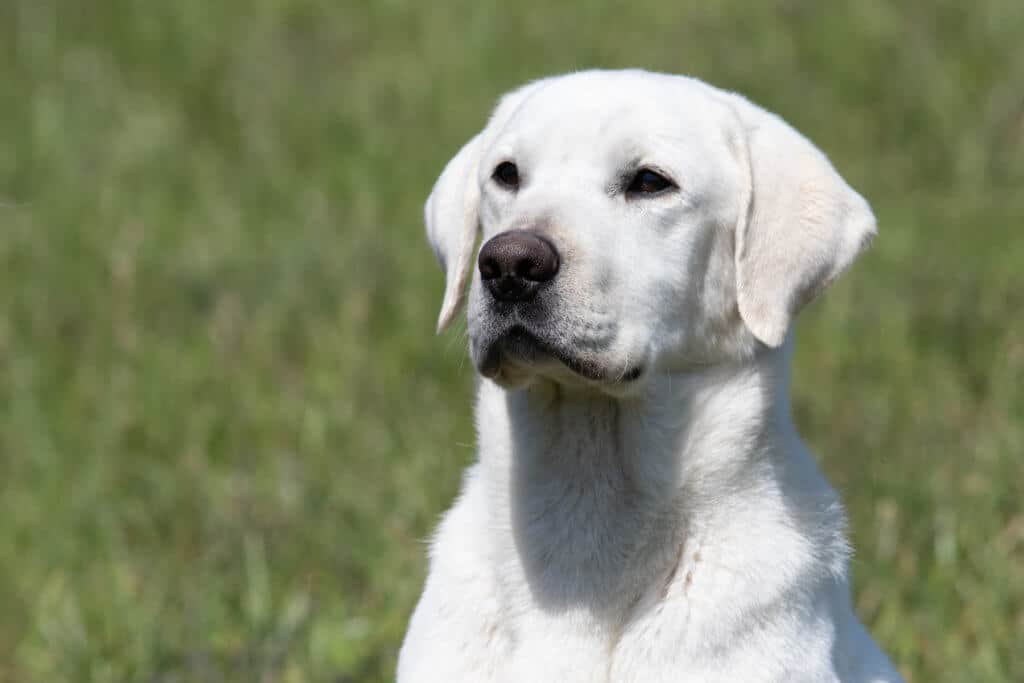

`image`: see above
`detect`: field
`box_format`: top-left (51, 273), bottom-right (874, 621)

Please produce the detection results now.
top-left (1, 1), bottom-right (1022, 681)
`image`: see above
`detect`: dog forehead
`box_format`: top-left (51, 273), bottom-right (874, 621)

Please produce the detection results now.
top-left (494, 71), bottom-right (722, 153)
top-left (478, 72), bottom-right (739, 207)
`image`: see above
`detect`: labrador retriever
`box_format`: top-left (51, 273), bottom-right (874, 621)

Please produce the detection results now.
top-left (399, 69), bottom-right (903, 682)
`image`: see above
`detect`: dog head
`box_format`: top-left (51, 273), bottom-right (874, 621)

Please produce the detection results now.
top-left (426, 70), bottom-right (875, 394)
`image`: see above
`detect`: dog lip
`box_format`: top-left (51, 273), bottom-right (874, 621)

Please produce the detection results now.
top-left (478, 325), bottom-right (643, 384)
top-left (477, 330), bottom-right (519, 379)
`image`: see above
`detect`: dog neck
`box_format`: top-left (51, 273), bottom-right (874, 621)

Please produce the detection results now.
top-left (475, 340), bottom-right (848, 620)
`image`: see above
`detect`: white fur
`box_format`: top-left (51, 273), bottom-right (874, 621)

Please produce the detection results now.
top-left (401, 70), bottom-right (902, 682)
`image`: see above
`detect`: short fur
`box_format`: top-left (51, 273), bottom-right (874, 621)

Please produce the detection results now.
top-left (400, 70), bottom-right (902, 682)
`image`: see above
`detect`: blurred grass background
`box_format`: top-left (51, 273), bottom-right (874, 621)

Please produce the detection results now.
top-left (1, 1), bottom-right (1022, 681)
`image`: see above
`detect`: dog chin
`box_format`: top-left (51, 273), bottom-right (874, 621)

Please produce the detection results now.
top-left (475, 326), bottom-right (555, 383)
top-left (474, 325), bottom-right (644, 392)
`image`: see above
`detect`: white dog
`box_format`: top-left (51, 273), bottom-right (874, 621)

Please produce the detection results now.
top-left (399, 70), bottom-right (903, 682)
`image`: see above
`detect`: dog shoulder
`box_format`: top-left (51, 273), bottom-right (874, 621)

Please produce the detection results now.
top-left (398, 464), bottom-right (510, 682)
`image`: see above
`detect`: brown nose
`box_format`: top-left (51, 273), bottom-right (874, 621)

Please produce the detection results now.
top-left (478, 231), bottom-right (560, 302)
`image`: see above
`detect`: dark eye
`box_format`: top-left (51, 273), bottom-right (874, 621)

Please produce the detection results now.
top-left (627, 168), bottom-right (675, 196)
top-left (493, 161), bottom-right (520, 189)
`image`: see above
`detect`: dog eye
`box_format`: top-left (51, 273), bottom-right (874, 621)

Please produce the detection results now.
top-left (493, 161), bottom-right (520, 189)
top-left (627, 168), bottom-right (675, 196)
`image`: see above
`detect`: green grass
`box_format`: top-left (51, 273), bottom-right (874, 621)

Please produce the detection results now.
top-left (1, 1), bottom-right (1022, 680)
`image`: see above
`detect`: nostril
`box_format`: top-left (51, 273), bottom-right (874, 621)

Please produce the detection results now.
top-left (479, 255), bottom-right (501, 280)
top-left (517, 236), bottom-right (559, 282)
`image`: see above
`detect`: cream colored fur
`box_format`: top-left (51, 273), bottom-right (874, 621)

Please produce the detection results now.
top-left (400, 70), bottom-right (902, 682)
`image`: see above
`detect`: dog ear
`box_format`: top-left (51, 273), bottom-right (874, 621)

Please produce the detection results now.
top-left (425, 133), bottom-right (484, 333)
top-left (727, 96), bottom-right (877, 347)
top-left (425, 82), bottom-right (545, 333)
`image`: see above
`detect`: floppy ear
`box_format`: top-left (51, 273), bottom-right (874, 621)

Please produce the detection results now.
top-left (425, 81), bottom-right (546, 333)
top-left (425, 133), bottom-right (484, 333)
top-left (728, 97), bottom-right (877, 347)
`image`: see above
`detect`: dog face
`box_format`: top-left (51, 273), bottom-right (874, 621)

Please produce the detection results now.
top-left (426, 70), bottom-right (876, 394)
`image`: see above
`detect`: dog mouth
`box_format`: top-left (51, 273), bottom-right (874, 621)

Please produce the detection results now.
top-left (477, 325), bottom-right (643, 385)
